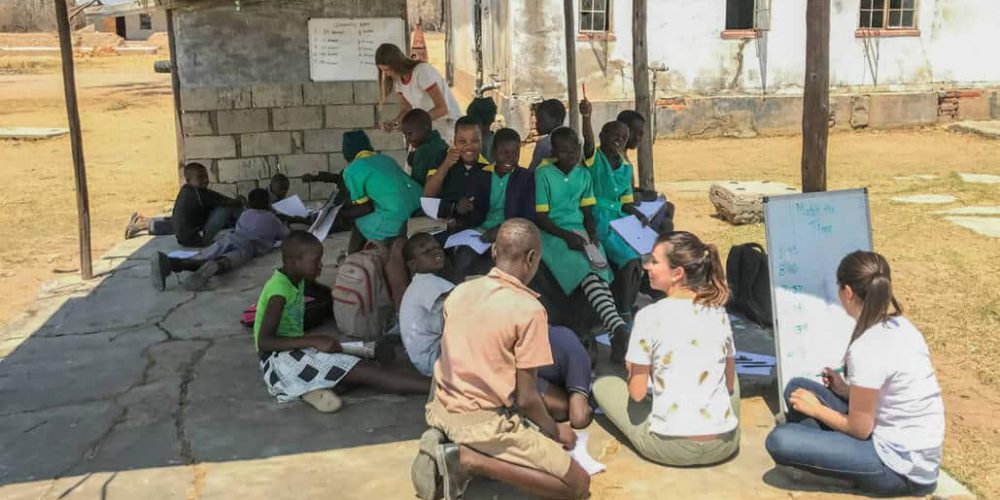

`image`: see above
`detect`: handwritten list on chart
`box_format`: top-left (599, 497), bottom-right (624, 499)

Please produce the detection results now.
top-left (763, 190), bottom-right (872, 410)
top-left (308, 18), bottom-right (405, 82)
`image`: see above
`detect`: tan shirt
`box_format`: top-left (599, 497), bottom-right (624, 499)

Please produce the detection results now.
top-left (433, 267), bottom-right (553, 413)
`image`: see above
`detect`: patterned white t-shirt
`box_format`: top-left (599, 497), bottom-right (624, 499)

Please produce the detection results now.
top-left (625, 297), bottom-right (738, 437)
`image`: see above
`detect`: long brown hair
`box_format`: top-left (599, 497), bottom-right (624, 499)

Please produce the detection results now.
top-left (836, 251), bottom-right (903, 343)
top-left (658, 231), bottom-right (729, 307)
top-left (375, 43), bottom-right (421, 102)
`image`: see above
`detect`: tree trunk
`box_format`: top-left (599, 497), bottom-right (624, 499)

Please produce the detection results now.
top-left (801, 0), bottom-right (830, 193)
top-left (632, 0), bottom-right (655, 190)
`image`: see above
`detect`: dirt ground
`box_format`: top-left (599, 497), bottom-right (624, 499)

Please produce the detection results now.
top-left (1, 50), bottom-right (999, 496)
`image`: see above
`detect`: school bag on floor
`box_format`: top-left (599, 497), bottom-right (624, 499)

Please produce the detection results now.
top-left (332, 243), bottom-right (393, 341)
top-left (725, 243), bottom-right (773, 328)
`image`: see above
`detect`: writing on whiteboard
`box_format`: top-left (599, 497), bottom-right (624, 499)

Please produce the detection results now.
top-left (309, 18), bottom-right (406, 82)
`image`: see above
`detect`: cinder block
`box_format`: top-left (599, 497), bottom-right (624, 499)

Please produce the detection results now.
top-left (377, 102), bottom-right (402, 124)
top-left (329, 153), bottom-right (349, 173)
top-left (217, 157), bottom-right (274, 182)
top-left (304, 82), bottom-right (354, 105)
top-left (325, 104), bottom-right (376, 129)
top-left (236, 180), bottom-right (259, 196)
top-left (180, 86), bottom-right (251, 111)
top-left (252, 84), bottom-right (303, 108)
top-left (216, 109), bottom-right (269, 134)
top-left (382, 148), bottom-right (408, 168)
top-left (181, 111), bottom-right (213, 136)
top-left (367, 128), bottom-right (405, 151)
top-left (309, 181), bottom-right (337, 202)
top-left (304, 129), bottom-right (345, 153)
top-left (272, 107), bottom-right (323, 131)
top-left (185, 135), bottom-right (236, 159)
top-left (279, 154), bottom-right (328, 177)
top-left (353, 81), bottom-right (380, 104)
top-left (212, 182), bottom-right (238, 198)
top-left (241, 132), bottom-right (293, 156)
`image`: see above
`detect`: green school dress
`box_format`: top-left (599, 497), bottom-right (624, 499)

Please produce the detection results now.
top-left (586, 148), bottom-right (640, 267)
top-left (479, 169), bottom-right (510, 231)
top-left (253, 269), bottom-right (304, 350)
top-left (535, 161), bottom-right (614, 295)
top-left (409, 130), bottom-right (450, 186)
top-left (344, 151), bottom-right (422, 241)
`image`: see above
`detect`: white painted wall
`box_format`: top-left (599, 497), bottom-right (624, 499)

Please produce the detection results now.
top-left (123, 10), bottom-right (167, 41)
top-left (451, 0), bottom-right (1000, 100)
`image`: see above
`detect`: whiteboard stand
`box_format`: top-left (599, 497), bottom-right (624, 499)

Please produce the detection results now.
top-left (763, 188), bottom-right (872, 415)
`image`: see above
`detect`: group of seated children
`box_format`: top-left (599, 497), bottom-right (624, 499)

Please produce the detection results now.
top-left (231, 96), bottom-right (943, 499)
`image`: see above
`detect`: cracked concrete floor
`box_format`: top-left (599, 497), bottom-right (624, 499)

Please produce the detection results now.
top-left (0, 234), bottom-right (973, 499)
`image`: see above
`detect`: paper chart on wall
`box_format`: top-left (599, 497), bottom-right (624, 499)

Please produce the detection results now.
top-left (308, 18), bottom-right (406, 82)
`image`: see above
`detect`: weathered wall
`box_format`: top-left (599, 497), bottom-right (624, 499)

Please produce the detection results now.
top-left (172, 0), bottom-right (407, 200)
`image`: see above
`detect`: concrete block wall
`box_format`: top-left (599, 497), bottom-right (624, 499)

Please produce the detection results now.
top-left (178, 81), bottom-right (406, 201)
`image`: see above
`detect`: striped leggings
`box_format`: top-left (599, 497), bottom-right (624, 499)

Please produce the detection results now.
top-left (581, 273), bottom-right (627, 336)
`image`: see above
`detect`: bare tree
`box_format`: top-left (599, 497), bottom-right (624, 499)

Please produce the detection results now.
top-left (0, 0), bottom-right (81, 33)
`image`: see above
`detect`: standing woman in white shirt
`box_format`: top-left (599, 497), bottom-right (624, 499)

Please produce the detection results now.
top-left (593, 231), bottom-right (740, 466)
top-left (766, 251), bottom-right (944, 496)
top-left (375, 43), bottom-right (462, 143)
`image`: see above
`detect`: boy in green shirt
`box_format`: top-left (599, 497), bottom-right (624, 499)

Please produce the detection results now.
top-left (401, 108), bottom-right (450, 185)
top-left (255, 230), bottom-right (429, 413)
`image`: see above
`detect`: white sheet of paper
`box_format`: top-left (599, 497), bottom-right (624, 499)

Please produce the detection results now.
top-left (444, 229), bottom-right (492, 255)
top-left (273, 195), bottom-right (309, 218)
top-left (309, 203), bottom-right (342, 241)
top-left (594, 333), bottom-right (611, 346)
top-left (610, 215), bottom-right (659, 255)
top-left (737, 365), bottom-right (774, 376)
top-left (569, 431), bottom-right (606, 475)
top-left (167, 250), bottom-right (199, 259)
top-left (421, 197), bottom-right (442, 220)
top-left (636, 198), bottom-right (666, 219)
top-left (735, 351), bottom-right (777, 366)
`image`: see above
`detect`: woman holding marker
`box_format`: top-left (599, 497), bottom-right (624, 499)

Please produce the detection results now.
top-left (766, 251), bottom-right (944, 497)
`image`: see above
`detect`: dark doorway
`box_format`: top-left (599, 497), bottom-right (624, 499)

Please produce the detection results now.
top-left (115, 16), bottom-right (127, 38)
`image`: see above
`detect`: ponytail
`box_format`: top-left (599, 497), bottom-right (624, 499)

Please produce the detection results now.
top-left (836, 251), bottom-right (903, 343)
top-left (658, 232), bottom-right (730, 308)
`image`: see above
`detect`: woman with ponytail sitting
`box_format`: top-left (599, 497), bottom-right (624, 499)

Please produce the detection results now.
top-left (592, 231), bottom-right (740, 466)
top-left (765, 251), bottom-right (944, 497)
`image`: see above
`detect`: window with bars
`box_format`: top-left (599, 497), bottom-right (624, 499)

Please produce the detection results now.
top-left (860, 0), bottom-right (917, 29)
top-left (580, 0), bottom-right (610, 33)
top-left (139, 13), bottom-right (152, 30)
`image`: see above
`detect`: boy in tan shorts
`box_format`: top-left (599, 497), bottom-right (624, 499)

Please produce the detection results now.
top-left (411, 218), bottom-right (591, 500)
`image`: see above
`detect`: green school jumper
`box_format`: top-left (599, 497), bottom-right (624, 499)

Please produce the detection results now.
top-left (535, 161), bottom-right (614, 295)
top-left (409, 130), bottom-right (450, 186)
top-left (586, 148), bottom-right (641, 267)
top-left (253, 269), bottom-right (304, 350)
top-left (478, 169), bottom-right (510, 231)
top-left (344, 151), bottom-right (422, 241)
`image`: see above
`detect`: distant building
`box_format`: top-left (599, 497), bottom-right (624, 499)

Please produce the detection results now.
top-left (87, 0), bottom-right (167, 41)
top-left (446, 0), bottom-right (1000, 138)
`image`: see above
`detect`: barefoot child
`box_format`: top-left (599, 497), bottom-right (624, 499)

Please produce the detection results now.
top-left (593, 231), bottom-right (740, 467)
top-left (412, 219), bottom-right (590, 500)
top-left (255, 231), bottom-right (430, 413)
top-left (151, 188), bottom-right (288, 291)
top-left (534, 127), bottom-right (630, 362)
top-left (766, 251), bottom-right (944, 496)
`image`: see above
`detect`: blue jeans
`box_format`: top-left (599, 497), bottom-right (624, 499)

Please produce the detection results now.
top-left (766, 378), bottom-right (936, 497)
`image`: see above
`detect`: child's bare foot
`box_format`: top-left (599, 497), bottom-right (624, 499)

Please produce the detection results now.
top-left (301, 389), bottom-right (343, 413)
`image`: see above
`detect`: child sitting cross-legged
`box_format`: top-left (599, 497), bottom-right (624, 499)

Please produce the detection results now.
top-left (255, 230), bottom-right (430, 413)
top-left (151, 188), bottom-right (287, 291)
top-left (411, 219), bottom-right (590, 500)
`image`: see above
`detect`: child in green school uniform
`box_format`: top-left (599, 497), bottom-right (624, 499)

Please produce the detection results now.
top-left (401, 108), bottom-right (450, 183)
top-left (534, 127), bottom-right (631, 362)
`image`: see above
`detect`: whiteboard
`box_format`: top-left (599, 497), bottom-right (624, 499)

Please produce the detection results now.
top-left (308, 18), bottom-right (406, 82)
top-left (763, 189), bottom-right (872, 413)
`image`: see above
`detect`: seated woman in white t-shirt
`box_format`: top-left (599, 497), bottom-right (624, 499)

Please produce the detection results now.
top-left (375, 43), bottom-right (462, 143)
top-left (766, 251), bottom-right (944, 497)
top-left (592, 231), bottom-right (740, 466)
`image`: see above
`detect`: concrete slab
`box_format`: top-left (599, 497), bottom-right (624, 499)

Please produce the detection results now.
top-left (893, 174), bottom-right (939, 181)
top-left (0, 127), bottom-right (69, 140)
top-left (710, 181), bottom-right (800, 225)
top-left (947, 120), bottom-right (1000, 139)
top-left (945, 216), bottom-right (1000, 238)
top-left (891, 194), bottom-right (958, 204)
top-left (958, 172), bottom-right (1000, 184)
top-left (935, 206), bottom-right (1000, 216)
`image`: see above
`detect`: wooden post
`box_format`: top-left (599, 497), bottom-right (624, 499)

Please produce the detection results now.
top-left (443, 0), bottom-right (454, 85)
top-left (167, 10), bottom-right (186, 183)
top-left (53, 0), bottom-right (93, 280)
top-left (563, 0), bottom-right (579, 132)
top-left (801, 0), bottom-right (829, 193)
top-left (632, 0), bottom-right (655, 190)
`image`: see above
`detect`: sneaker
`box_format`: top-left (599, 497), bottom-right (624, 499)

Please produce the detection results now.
top-left (150, 251), bottom-right (171, 291)
top-left (301, 389), bottom-right (343, 413)
top-left (183, 260), bottom-right (219, 291)
top-left (610, 324), bottom-right (630, 364)
top-left (434, 443), bottom-right (469, 500)
top-left (411, 428), bottom-right (445, 499)
top-left (125, 212), bottom-right (141, 240)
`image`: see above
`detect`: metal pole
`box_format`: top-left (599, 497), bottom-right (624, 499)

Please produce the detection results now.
top-left (53, 0), bottom-right (93, 280)
top-left (801, 0), bottom-right (830, 193)
top-left (563, 0), bottom-right (579, 132)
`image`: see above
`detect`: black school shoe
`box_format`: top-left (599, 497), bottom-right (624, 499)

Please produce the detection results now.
top-left (610, 324), bottom-right (630, 365)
